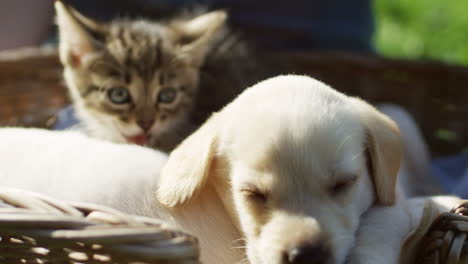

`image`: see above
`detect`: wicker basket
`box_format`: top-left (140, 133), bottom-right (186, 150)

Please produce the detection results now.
top-left (415, 201), bottom-right (468, 264)
top-left (0, 47), bottom-right (66, 129)
top-left (0, 188), bottom-right (199, 264)
top-left (1, 188), bottom-right (467, 264)
top-left (0, 48), bottom-right (466, 157)
top-left (266, 52), bottom-right (468, 157)
top-left (1, 47), bottom-right (468, 263)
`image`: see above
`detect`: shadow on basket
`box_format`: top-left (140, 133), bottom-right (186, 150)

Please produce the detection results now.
top-left (1, 47), bottom-right (467, 158)
top-left (0, 188), bottom-right (199, 264)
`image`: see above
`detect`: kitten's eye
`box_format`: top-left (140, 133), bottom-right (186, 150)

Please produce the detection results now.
top-left (108, 87), bottom-right (131, 104)
top-left (241, 188), bottom-right (268, 203)
top-left (329, 175), bottom-right (358, 196)
top-left (158, 88), bottom-right (177, 104)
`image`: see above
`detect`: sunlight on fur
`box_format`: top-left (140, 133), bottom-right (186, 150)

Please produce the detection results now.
top-left (0, 75), bottom-right (404, 264)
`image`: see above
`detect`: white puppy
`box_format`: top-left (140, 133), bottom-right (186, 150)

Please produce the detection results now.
top-left (347, 104), bottom-right (449, 264)
top-left (0, 75), bottom-right (404, 264)
top-left (378, 104), bottom-right (441, 196)
top-left (157, 75), bottom-right (404, 264)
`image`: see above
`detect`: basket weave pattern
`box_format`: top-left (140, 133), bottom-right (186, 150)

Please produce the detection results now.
top-left (1, 48), bottom-right (467, 156)
top-left (267, 53), bottom-right (468, 157)
top-left (416, 201), bottom-right (468, 264)
top-left (0, 48), bottom-right (67, 128)
top-left (0, 189), bottom-right (199, 264)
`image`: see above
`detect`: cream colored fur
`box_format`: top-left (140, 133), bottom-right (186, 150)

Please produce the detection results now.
top-left (378, 104), bottom-right (441, 196)
top-left (0, 128), bottom-right (241, 264)
top-left (0, 75), bottom-right (405, 264)
top-left (157, 75), bottom-right (404, 264)
top-left (348, 195), bottom-right (461, 264)
top-left (347, 104), bottom-right (448, 264)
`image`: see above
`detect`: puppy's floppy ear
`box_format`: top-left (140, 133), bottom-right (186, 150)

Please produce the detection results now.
top-left (157, 114), bottom-right (220, 208)
top-left (351, 98), bottom-right (403, 205)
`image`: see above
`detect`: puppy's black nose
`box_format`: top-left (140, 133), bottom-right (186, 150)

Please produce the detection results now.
top-left (287, 243), bottom-right (329, 264)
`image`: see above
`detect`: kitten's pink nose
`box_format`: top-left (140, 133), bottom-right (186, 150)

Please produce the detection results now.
top-left (137, 119), bottom-right (154, 132)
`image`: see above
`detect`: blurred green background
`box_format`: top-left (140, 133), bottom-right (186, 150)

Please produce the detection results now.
top-left (374, 0), bottom-right (468, 66)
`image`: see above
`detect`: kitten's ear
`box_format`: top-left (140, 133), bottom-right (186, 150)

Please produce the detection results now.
top-left (172, 10), bottom-right (227, 66)
top-left (157, 114), bottom-right (220, 208)
top-left (55, 1), bottom-right (107, 68)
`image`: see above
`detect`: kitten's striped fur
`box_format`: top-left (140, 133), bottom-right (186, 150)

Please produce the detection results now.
top-left (56, 1), bottom-right (260, 151)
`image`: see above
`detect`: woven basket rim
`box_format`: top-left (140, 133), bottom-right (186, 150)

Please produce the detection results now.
top-left (0, 188), bottom-right (200, 264)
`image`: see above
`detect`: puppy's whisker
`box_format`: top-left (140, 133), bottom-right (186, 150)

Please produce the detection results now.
top-left (236, 257), bottom-right (250, 264)
top-left (350, 150), bottom-right (365, 161)
top-left (232, 238), bottom-right (247, 244)
top-left (334, 132), bottom-right (358, 155)
top-left (232, 245), bottom-right (248, 250)
top-left (232, 238), bottom-right (248, 252)
top-left (232, 238), bottom-right (247, 248)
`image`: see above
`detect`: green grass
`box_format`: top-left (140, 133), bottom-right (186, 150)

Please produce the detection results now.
top-left (374, 0), bottom-right (468, 65)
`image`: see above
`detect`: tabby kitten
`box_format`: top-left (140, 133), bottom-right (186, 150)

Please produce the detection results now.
top-left (55, 1), bottom-right (260, 152)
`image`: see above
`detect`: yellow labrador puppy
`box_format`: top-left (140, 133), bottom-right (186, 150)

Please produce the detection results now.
top-left (157, 75), bottom-right (403, 264)
top-left (0, 75), bottom-right (403, 264)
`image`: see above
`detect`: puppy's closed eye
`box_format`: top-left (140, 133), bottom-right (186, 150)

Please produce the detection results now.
top-left (329, 175), bottom-right (358, 196)
top-left (240, 185), bottom-right (268, 203)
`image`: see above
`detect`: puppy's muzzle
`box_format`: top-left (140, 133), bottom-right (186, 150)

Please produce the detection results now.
top-left (286, 242), bottom-right (330, 264)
